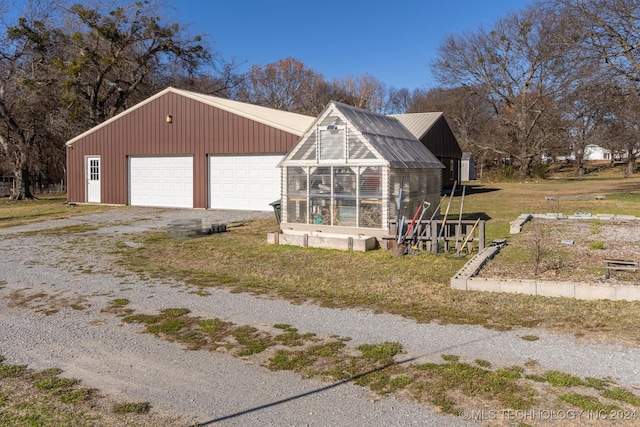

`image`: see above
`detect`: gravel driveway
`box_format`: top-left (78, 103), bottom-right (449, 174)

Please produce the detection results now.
top-left (1, 207), bottom-right (639, 426)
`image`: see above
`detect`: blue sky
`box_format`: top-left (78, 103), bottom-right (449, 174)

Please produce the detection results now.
top-left (174, 0), bottom-right (534, 91)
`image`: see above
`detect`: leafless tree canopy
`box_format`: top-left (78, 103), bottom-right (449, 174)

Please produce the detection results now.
top-left (0, 0), bottom-right (639, 198)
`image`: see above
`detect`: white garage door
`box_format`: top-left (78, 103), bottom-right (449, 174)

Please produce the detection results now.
top-left (209, 155), bottom-right (282, 211)
top-left (129, 156), bottom-right (193, 208)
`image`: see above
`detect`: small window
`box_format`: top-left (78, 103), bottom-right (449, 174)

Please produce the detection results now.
top-left (90, 159), bottom-right (100, 180)
top-left (318, 125), bottom-right (346, 162)
top-left (450, 159), bottom-right (455, 181)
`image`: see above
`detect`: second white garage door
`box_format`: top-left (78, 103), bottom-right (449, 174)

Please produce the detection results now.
top-left (129, 156), bottom-right (193, 208)
top-left (209, 155), bottom-right (282, 211)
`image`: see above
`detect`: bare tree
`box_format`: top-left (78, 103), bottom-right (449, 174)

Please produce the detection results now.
top-left (560, 78), bottom-right (613, 176)
top-left (409, 86), bottom-right (495, 166)
top-left (238, 57), bottom-right (326, 115)
top-left (385, 87), bottom-right (412, 114)
top-left (432, 5), bottom-right (571, 179)
top-left (554, 0), bottom-right (640, 176)
top-left (331, 74), bottom-right (388, 113)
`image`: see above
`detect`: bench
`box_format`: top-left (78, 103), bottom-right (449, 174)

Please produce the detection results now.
top-left (604, 259), bottom-right (639, 279)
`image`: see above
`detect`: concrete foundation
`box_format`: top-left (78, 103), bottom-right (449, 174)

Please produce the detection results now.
top-left (459, 277), bottom-right (640, 301)
top-left (453, 213), bottom-right (640, 301)
top-left (267, 230), bottom-right (377, 252)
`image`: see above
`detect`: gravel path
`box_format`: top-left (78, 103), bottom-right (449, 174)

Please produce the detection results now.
top-left (1, 207), bottom-right (639, 426)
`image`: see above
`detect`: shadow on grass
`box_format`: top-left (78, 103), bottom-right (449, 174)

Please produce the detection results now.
top-left (442, 185), bottom-right (501, 196)
top-left (193, 332), bottom-right (500, 426)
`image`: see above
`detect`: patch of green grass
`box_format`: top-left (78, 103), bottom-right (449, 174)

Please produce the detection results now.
top-left (122, 313), bottom-right (158, 325)
top-left (415, 362), bottom-right (440, 371)
top-left (591, 219), bottom-right (602, 234)
top-left (590, 240), bottom-right (605, 250)
top-left (267, 350), bottom-right (313, 371)
top-left (608, 192), bottom-right (640, 203)
top-left (354, 371), bottom-right (395, 392)
top-left (389, 375), bottom-right (411, 389)
top-left (419, 360), bottom-right (536, 411)
top-left (307, 341), bottom-right (346, 357)
top-left (112, 401), bottom-right (150, 414)
top-left (34, 377), bottom-right (78, 392)
top-left (232, 325), bottom-right (274, 356)
top-left (58, 388), bottom-right (91, 404)
top-left (475, 359), bottom-right (492, 368)
top-left (0, 364), bottom-right (26, 378)
top-left (601, 387), bottom-right (640, 406)
top-left (110, 298), bottom-right (130, 307)
top-left (274, 323), bottom-right (294, 330)
top-left (559, 393), bottom-right (621, 412)
top-left (521, 335), bottom-right (539, 341)
top-left (0, 354), bottom-right (173, 425)
top-left (584, 377), bottom-right (612, 390)
top-left (159, 308), bottom-right (191, 317)
top-left (441, 354), bottom-right (459, 362)
top-left (357, 342), bottom-right (403, 362)
top-left (197, 318), bottom-right (236, 346)
top-left (432, 392), bottom-right (461, 415)
top-left (322, 361), bottom-right (360, 380)
top-left (147, 317), bottom-right (187, 334)
top-left (539, 370), bottom-right (585, 387)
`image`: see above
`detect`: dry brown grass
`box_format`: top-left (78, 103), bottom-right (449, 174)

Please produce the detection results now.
top-left (113, 166), bottom-right (640, 345)
top-left (0, 195), bottom-right (113, 228)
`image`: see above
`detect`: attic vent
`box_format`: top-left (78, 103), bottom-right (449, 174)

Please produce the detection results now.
top-left (318, 125), bottom-right (346, 162)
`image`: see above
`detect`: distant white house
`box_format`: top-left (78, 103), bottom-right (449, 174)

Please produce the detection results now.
top-left (544, 144), bottom-right (630, 164)
top-left (583, 145), bottom-right (612, 163)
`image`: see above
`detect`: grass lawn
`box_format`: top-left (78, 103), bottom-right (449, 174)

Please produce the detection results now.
top-left (115, 165), bottom-right (640, 345)
top-left (0, 195), bottom-right (113, 228)
top-left (2, 165), bottom-right (640, 425)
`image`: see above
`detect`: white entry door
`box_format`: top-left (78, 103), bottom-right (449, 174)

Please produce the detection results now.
top-left (86, 156), bottom-right (101, 203)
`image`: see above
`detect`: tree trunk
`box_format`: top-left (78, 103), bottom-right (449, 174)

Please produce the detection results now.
top-left (576, 157), bottom-right (585, 178)
top-left (518, 156), bottom-right (534, 180)
top-left (624, 157), bottom-right (636, 178)
top-left (10, 167), bottom-right (35, 200)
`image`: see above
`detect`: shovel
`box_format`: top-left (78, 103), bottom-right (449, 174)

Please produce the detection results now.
top-left (392, 207), bottom-right (408, 257)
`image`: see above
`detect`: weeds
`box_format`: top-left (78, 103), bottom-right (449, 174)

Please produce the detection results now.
top-left (591, 219), bottom-right (602, 234)
top-left (112, 401), bottom-right (151, 414)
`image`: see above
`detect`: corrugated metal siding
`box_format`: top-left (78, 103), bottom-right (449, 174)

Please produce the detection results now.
top-left (420, 117), bottom-right (463, 159)
top-left (66, 91), bottom-right (301, 208)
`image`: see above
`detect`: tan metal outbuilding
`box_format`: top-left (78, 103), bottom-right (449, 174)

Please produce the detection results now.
top-left (65, 87), bottom-right (314, 210)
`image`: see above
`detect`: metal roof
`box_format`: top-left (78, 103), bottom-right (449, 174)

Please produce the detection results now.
top-left (333, 102), bottom-right (443, 169)
top-left (390, 112), bottom-right (443, 140)
top-left (66, 87), bottom-right (315, 146)
top-left (182, 89), bottom-right (315, 135)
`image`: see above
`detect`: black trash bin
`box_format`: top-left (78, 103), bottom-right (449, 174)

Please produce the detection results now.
top-left (269, 199), bottom-right (282, 224)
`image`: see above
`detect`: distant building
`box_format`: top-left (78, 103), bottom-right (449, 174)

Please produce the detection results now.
top-left (461, 152), bottom-right (476, 181)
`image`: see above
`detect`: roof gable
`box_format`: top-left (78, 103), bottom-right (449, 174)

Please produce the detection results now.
top-left (66, 87), bottom-right (315, 146)
top-left (391, 112), bottom-right (443, 140)
top-left (282, 101), bottom-right (443, 169)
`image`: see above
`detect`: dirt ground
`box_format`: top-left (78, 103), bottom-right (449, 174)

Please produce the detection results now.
top-left (478, 217), bottom-right (640, 285)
